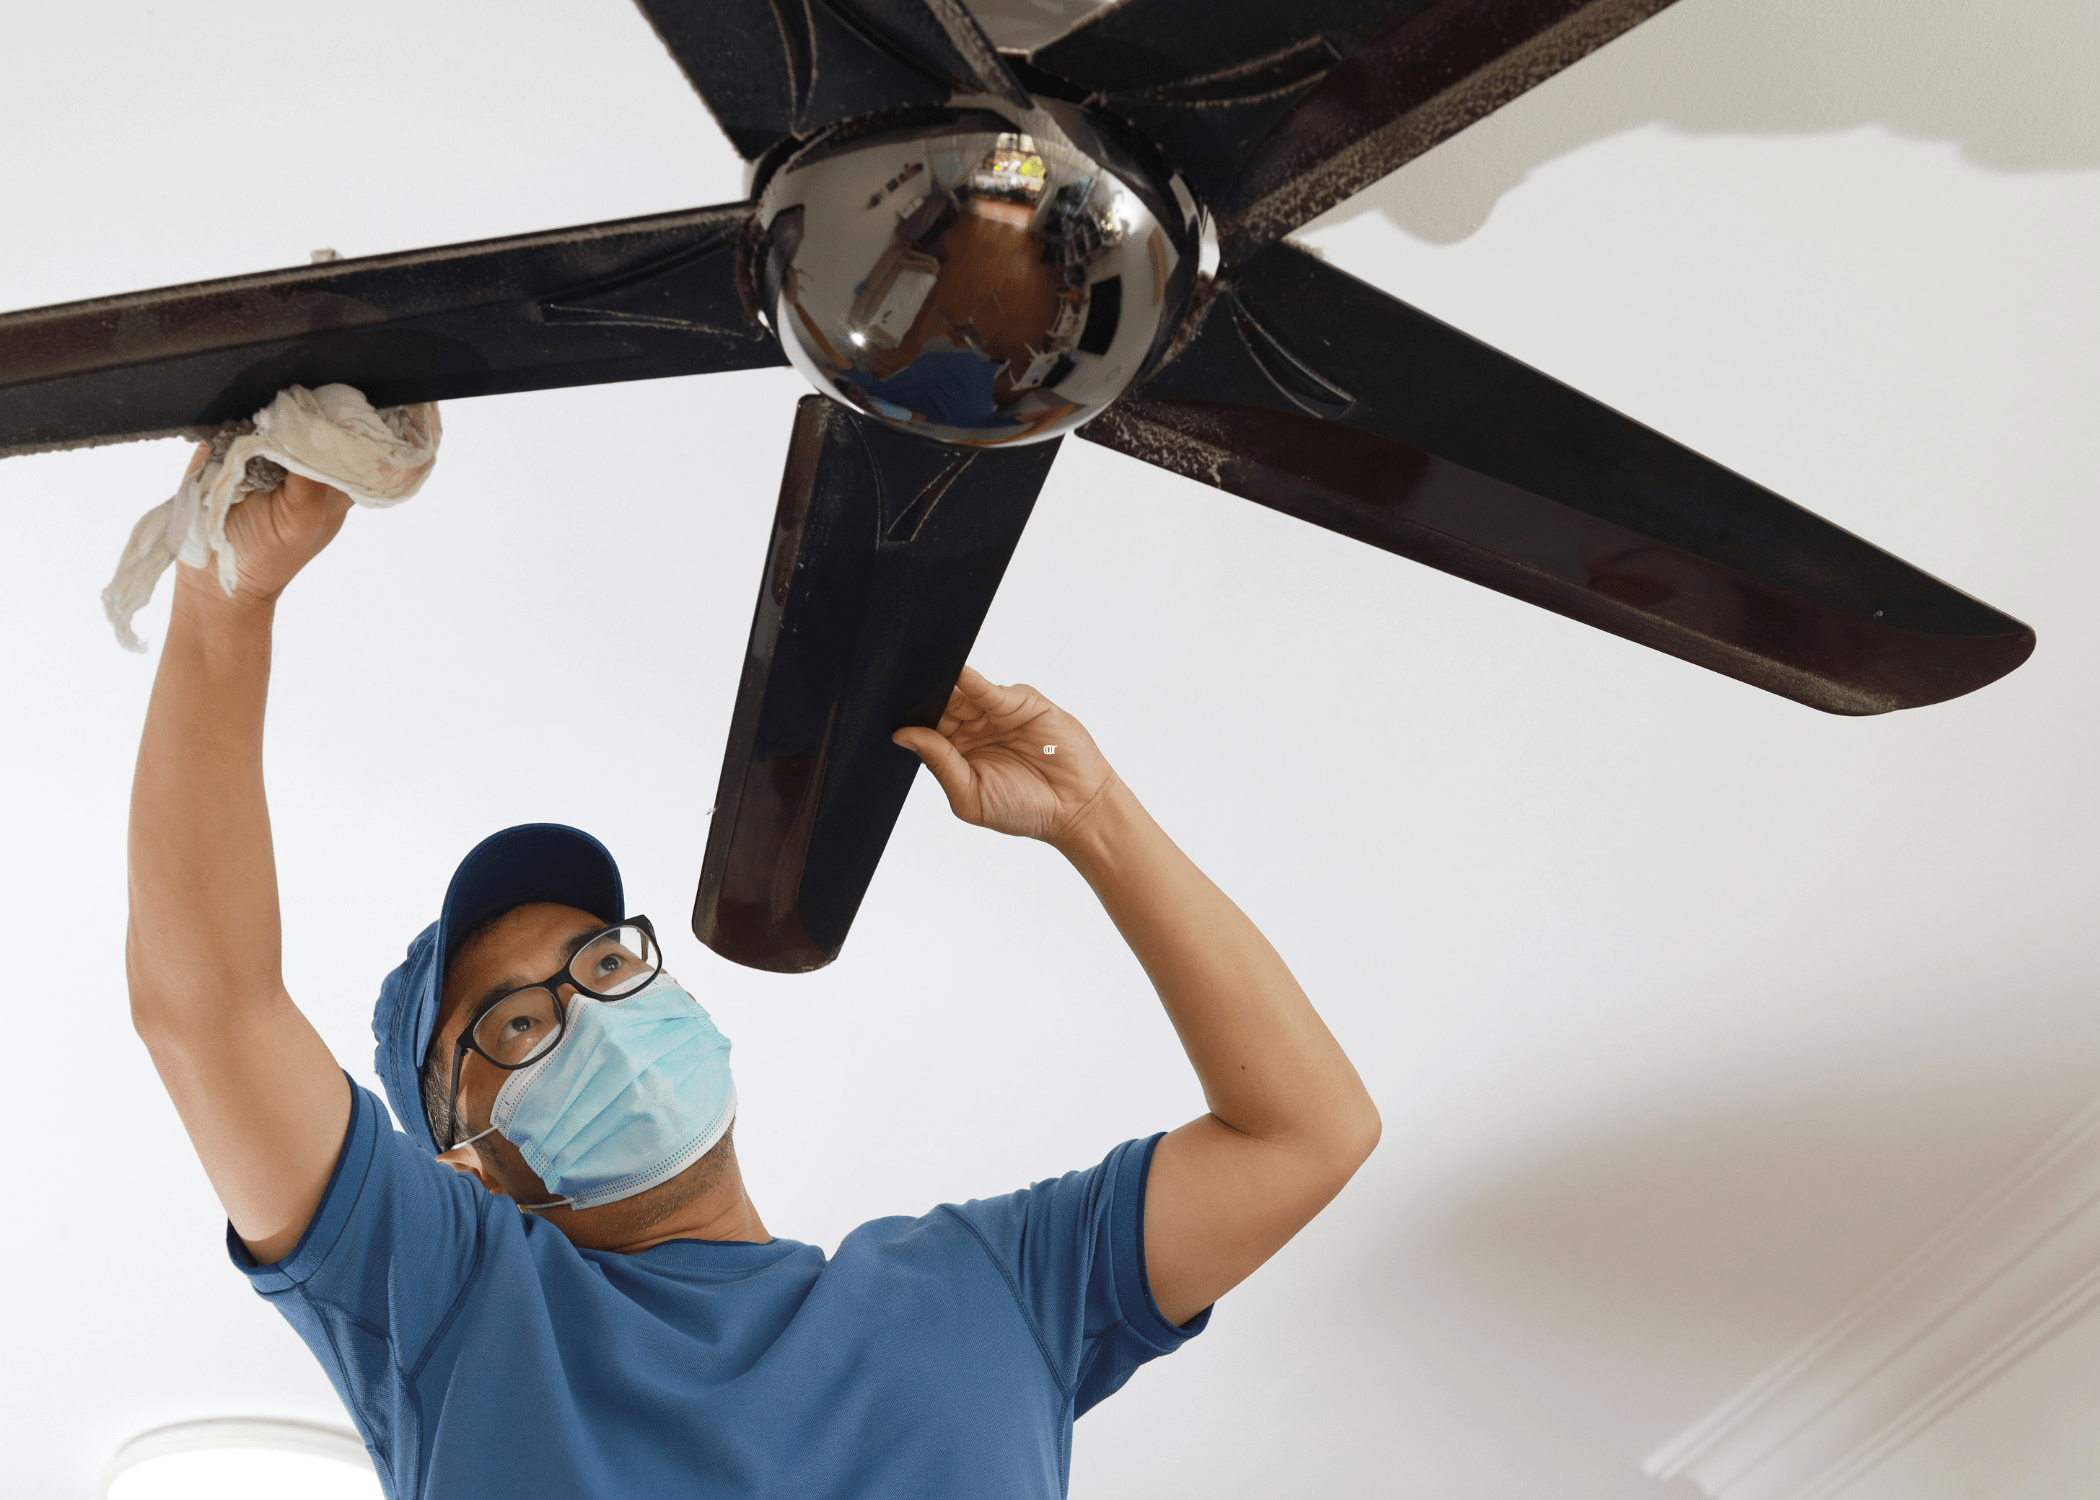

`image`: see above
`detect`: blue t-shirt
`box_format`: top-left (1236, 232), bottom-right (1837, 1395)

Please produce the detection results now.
top-left (230, 1082), bottom-right (1207, 1498)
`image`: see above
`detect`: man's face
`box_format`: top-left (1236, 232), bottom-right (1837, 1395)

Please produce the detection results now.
top-left (430, 900), bottom-right (606, 1206)
top-left (427, 900), bottom-right (743, 1247)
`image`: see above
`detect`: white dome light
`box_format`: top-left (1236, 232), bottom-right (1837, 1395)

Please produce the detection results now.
top-left (104, 1419), bottom-right (381, 1500)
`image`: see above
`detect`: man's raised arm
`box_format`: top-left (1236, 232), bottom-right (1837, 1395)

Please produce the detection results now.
top-left (895, 669), bottom-right (1382, 1327)
top-left (128, 452), bottom-right (355, 1263)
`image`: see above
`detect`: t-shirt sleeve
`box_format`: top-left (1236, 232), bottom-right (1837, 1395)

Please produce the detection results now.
top-left (225, 1076), bottom-right (502, 1472)
top-left (941, 1133), bottom-right (1210, 1417)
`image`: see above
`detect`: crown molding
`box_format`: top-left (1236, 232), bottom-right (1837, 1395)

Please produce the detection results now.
top-left (1645, 1095), bottom-right (2100, 1500)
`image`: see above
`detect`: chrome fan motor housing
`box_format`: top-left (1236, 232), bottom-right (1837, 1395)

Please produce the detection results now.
top-left (756, 97), bottom-right (1204, 447)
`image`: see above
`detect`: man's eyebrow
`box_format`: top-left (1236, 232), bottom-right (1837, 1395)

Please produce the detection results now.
top-left (462, 924), bottom-right (606, 1026)
top-left (470, 980), bottom-right (526, 1016)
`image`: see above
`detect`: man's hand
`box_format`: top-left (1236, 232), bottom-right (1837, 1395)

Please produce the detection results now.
top-left (131, 442), bottom-right (354, 1265)
top-left (892, 666), bottom-right (1117, 848)
top-left (178, 442), bottom-right (355, 608)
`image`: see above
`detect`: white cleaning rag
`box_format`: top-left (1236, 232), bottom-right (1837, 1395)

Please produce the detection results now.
top-left (102, 383), bottom-right (441, 650)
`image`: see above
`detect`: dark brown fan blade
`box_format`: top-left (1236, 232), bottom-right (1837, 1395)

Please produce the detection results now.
top-left (1082, 243), bottom-right (2033, 714)
top-left (0, 204), bottom-right (783, 460)
top-left (696, 394), bottom-right (1059, 971)
top-left (631, 0), bottom-right (1029, 162)
top-left (1027, 0), bottom-right (1680, 262)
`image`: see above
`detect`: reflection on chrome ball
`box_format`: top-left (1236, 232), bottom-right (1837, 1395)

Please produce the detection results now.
top-left (757, 99), bottom-right (1202, 448)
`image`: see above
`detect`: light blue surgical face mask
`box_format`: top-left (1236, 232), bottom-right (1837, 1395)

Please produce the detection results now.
top-left (456, 975), bottom-right (735, 1213)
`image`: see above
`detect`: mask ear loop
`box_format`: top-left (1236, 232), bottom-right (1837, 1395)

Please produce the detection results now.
top-left (440, 1123), bottom-right (574, 1213)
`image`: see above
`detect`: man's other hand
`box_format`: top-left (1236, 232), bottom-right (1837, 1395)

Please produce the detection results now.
top-left (899, 664), bottom-right (1380, 1326)
top-left (178, 442), bottom-right (355, 607)
top-left (892, 667), bottom-right (1117, 848)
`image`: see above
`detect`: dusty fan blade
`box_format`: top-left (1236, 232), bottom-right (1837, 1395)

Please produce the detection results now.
top-left (0, 204), bottom-right (783, 460)
top-left (1082, 244), bottom-right (2033, 714)
top-left (632, 0), bottom-right (1029, 161)
top-left (1028, 0), bottom-right (1680, 262)
top-left (696, 394), bottom-right (1059, 971)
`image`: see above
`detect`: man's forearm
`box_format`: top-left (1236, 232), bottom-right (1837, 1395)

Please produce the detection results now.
top-left (1054, 779), bottom-right (1378, 1154)
top-left (127, 569), bottom-right (285, 1029)
top-left (894, 669), bottom-right (1374, 1320)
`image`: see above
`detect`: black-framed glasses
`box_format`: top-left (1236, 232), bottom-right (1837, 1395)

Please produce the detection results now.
top-left (441, 916), bottom-right (663, 1150)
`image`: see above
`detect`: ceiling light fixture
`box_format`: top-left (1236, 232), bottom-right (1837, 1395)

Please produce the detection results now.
top-left (103, 1418), bottom-right (380, 1500)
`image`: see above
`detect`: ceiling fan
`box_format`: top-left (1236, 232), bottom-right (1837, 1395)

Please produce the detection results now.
top-left (0, 0), bottom-right (2034, 974)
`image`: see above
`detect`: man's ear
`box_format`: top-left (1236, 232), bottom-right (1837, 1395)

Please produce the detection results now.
top-left (434, 1141), bottom-right (501, 1194)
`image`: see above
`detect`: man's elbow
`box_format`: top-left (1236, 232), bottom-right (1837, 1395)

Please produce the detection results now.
top-left (125, 946), bottom-right (268, 1049)
top-left (129, 977), bottom-right (192, 1051)
top-left (128, 946), bottom-right (174, 1042)
top-left (1331, 1097), bottom-right (1381, 1177)
top-left (126, 932), bottom-right (193, 1045)
top-left (1290, 1093), bottom-right (1380, 1191)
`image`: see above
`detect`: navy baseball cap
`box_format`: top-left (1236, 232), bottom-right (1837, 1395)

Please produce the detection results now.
top-left (372, 823), bottom-right (624, 1154)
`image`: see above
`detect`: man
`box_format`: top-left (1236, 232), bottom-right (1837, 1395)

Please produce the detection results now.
top-left (127, 455), bottom-right (1381, 1497)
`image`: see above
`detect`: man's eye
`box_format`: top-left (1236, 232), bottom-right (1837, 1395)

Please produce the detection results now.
top-left (594, 953), bottom-right (625, 976)
top-left (502, 1015), bottom-right (537, 1038)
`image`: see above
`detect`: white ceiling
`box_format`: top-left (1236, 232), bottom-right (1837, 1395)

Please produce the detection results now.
top-left (1, 1), bottom-right (2094, 1497)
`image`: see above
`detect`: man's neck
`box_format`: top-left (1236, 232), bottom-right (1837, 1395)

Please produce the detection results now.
top-left (549, 1161), bottom-right (770, 1254)
top-left (624, 1182), bottom-right (771, 1254)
